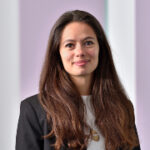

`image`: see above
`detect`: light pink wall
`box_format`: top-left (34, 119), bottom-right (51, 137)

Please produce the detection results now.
top-left (20, 0), bottom-right (105, 99)
top-left (136, 0), bottom-right (150, 149)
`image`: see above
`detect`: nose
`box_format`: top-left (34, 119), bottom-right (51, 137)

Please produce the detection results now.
top-left (75, 44), bottom-right (85, 57)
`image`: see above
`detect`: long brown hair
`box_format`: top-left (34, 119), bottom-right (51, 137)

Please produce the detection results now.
top-left (39, 10), bottom-right (139, 150)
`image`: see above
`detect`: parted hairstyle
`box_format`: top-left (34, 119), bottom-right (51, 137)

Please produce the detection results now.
top-left (39, 10), bottom-right (139, 150)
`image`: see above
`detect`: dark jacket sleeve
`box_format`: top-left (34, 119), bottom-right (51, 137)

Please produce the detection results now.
top-left (16, 100), bottom-right (44, 150)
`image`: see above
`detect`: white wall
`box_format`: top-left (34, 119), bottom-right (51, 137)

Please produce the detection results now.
top-left (0, 0), bottom-right (20, 149)
top-left (107, 0), bottom-right (136, 112)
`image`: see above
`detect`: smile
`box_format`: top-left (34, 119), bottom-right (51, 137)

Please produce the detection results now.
top-left (73, 60), bottom-right (90, 66)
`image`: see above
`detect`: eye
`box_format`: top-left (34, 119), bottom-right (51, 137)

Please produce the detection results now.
top-left (65, 43), bottom-right (74, 48)
top-left (84, 41), bottom-right (94, 46)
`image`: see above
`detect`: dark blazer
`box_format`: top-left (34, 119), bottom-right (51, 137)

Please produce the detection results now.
top-left (15, 94), bottom-right (141, 150)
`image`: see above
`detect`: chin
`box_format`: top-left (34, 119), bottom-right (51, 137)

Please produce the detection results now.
top-left (73, 71), bottom-right (91, 76)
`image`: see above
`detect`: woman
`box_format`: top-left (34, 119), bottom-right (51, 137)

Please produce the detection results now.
top-left (16, 10), bottom-right (140, 150)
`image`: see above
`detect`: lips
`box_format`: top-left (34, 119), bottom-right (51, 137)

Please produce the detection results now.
top-left (73, 60), bottom-right (89, 66)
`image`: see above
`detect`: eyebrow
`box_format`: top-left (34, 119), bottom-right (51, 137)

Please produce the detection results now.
top-left (62, 36), bottom-right (96, 45)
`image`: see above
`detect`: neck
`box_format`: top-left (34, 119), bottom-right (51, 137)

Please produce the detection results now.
top-left (70, 74), bottom-right (92, 95)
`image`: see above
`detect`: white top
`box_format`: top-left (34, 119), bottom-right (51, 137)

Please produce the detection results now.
top-left (81, 95), bottom-right (105, 150)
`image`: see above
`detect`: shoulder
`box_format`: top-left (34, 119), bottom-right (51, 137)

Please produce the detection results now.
top-left (20, 94), bottom-right (46, 121)
top-left (16, 95), bottom-right (54, 149)
top-left (21, 94), bottom-right (40, 106)
top-left (18, 94), bottom-right (50, 136)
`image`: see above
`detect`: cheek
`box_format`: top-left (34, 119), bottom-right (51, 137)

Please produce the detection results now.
top-left (88, 48), bottom-right (99, 58)
top-left (60, 51), bottom-right (73, 63)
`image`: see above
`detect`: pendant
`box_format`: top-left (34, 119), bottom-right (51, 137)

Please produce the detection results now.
top-left (91, 129), bottom-right (100, 141)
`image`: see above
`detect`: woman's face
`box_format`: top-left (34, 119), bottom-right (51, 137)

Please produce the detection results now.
top-left (59, 22), bottom-right (99, 77)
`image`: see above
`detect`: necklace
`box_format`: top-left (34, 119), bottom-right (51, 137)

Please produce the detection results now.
top-left (91, 129), bottom-right (100, 141)
top-left (82, 96), bottom-right (100, 142)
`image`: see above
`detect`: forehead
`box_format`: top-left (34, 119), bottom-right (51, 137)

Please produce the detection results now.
top-left (60, 22), bottom-right (97, 42)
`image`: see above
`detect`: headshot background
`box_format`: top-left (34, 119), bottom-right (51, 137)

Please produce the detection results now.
top-left (0, 0), bottom-right (149, 150)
